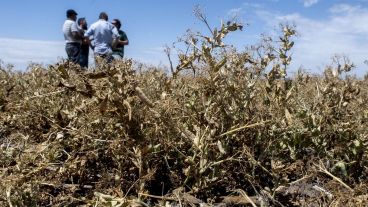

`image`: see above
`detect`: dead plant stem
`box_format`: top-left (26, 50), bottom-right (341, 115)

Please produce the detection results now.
top-left (219, 120), bottom-right (270, 137)
top-left (315, 163), bottom-right (354, 192)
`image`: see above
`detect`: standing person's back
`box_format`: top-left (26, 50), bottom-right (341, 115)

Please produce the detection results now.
top-left (85, 12), bottom-right (119, 61)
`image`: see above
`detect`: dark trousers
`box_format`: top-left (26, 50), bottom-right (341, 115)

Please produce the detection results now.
top-left (65, 42), bottom-right (81, 64)
top-left (79, 44), bottom-right (89, 68)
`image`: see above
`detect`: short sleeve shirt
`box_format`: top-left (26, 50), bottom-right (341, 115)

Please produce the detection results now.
top-left (113, 30), bottom-right (128, 56)
top-left (84, 19), bottom-right (120, 55)
top-left (62, 19), bottom-right (81, 43)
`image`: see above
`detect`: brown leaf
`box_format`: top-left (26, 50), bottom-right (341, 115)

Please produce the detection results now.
top-left (99, 95), bottom-right (109, 115)
top-left (285, 108), bottom-right (293, 125)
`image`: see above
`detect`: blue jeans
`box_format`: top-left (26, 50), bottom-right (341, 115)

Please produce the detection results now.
top-left (65, 42), bottom-right (81, 64)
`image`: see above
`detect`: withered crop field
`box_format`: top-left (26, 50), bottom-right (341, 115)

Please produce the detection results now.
top-left (0, 22), bottom-right (367, 206)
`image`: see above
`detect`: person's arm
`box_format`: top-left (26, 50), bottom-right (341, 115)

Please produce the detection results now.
top-left (117, 40), bottom-right (128, 46)
top-left (111, 26), bottom-right (120, 39)
top-left (71, 22), bottom-right (83, 40)
top-left (111, 26), bottom-right (120, 49)
top-left (89, 37), bottom-right (95, 50)
top-left (84, 26), bottom-right (94, 38)
top-left (118, 32), bottom-right (129, 46)
top-left (84, 27), bottom-right (94, 48)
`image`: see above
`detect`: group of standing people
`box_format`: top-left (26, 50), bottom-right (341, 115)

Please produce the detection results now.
top-left (62, 9), bottom-right (129, 68)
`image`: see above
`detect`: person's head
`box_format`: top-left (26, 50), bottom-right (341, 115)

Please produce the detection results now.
top-left (99, 12), bottom-right (108, 21)
top-left (66, 9), bottom-right (78, 21)
top-left (78, 18), bottom-right (87, 30)
top-left (111, 19), bottom-right (121, 30)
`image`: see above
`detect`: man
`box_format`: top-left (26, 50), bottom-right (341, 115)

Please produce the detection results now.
top-left (62, 9), bottom-right (82, 64)
top-left (84, 12), bottom-right (119, 63)
top-left (111, 19), bottom-right (129, 60)
top-left (77, 18), bottom-right (89, 68)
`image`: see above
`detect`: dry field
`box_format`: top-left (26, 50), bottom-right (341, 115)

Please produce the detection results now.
top-left (0, 20), bottom-right (367, 206)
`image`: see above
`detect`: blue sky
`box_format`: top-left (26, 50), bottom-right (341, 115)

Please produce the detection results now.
top-left (0, 0), bottom-right (367, 75)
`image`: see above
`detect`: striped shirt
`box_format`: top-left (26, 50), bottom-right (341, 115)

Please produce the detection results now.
top-left (62, 19), bottom-right (81, 43)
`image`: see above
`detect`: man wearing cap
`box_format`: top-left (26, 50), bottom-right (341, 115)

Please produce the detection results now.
top-left (62, 9), bottom-right (83, 65)
top-left (84, 12), bottom-right (119, 63)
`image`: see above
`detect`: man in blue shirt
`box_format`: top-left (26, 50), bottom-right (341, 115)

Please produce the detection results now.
top-left (85, 12), bottom-right (119, 63)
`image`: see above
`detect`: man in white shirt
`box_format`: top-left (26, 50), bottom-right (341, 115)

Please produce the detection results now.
top-left (84, 12), bottom-right (119, 63)
top-left (62, 9), bottom-right (83, 64)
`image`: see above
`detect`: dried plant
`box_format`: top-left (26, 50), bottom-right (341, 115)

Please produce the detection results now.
top-left (0, 10), bottom-right (367, 207)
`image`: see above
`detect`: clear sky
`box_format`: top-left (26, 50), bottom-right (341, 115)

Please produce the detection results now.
top-left (0, 0), bottom-right (367, 76)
